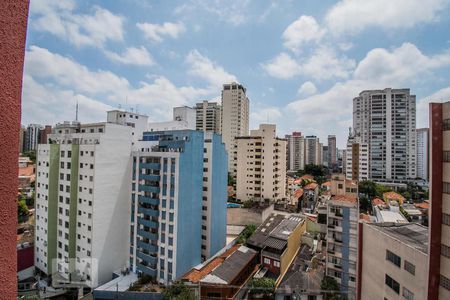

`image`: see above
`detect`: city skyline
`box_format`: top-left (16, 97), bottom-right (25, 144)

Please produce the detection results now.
top-left (22, 0), bottom-right (450, 148)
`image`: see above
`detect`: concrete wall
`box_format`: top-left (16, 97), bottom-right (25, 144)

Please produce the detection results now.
top-left (360, 223), bottom-right (428, 300)
top-left (226, 205), bottom-right (274, 226)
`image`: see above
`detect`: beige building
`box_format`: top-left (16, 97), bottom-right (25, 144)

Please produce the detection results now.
top-left (235, 124), bottom-right (286, 202)
top-left (429, 101), bottom-right (450, 299)
top-left (305, 135), bottom-right (321, 165)
top-left (359, 222), bottom-right (429, 300)
top-left (195, 100), bottom-right (221, 134)
top-left (220, 82), bottom-right (249, 174)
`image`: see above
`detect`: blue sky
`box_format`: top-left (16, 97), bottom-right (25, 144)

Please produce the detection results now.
top-left (23, 0), bottom-right (450, 147)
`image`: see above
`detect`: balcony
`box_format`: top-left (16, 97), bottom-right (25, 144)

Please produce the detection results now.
top-left (137, 263), bottom-right (157, 277)
top-left (139, 196), bottom-right (159, 206)
top-left (139, 185), bottom-right (160, 194)
top-left (140, 162), bottom-right (161, 170)
top-left (137, 240), bottom-right (158, 253)
top-left (137, 229), bottom-right (158, 241)
top-left (138, 207), bottom-right (159, 218)
top-left (138, 217), bottom-right (158, 229)
top-left (139, 174), bottom-right (160, 181)
top-left (137, 251), bottom-right (157, 265)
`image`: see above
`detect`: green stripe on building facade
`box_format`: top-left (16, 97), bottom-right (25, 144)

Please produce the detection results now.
top-left (47, 144), bottom-right (60, 274)
top-left (69, 144), bottom-right (79, 273)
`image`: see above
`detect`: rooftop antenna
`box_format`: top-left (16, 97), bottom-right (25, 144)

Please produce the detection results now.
top-left (75, 98), bottom-right (79, 122)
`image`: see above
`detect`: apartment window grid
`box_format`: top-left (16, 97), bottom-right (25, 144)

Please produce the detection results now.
top-left (442, 244), bottom-right (450, 259)
top-left (441, 275), bottom-right (450, 291)
top-left (402, 287), bottom-right (414, 300)
top-left (444, 119), bottom-right (450, 131)
top-left (443, 213), bottom-right (450, 226)
top-left (385, 274), bottom-right (400, 294)
top-left (444, 182), bottom-right (450, 194)
top-left (444, 151), bottom-right (450, 163)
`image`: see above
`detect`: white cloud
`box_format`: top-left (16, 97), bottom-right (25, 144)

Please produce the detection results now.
top-left (250, 106), bottom-right (282, 129)
top-left (105, 46), bottom-right (154, 66)
top-left (261, 53), bottom-right (302, 79)
top-left (326, 0), bottom-right (450, 36)
top-left (297, 81), bottom-right (317, 97)
top-left (282, 16), bottom-right (326, 53)
top-left (262, 48), bottom-right (355, 80)
top-left (416, 87), bottom-right (450, 128)
top-left (186, 50), bottom-right (237, 88)
top-left (137, 22), bottom-right (186, 42)
top-left (31, 1), bottom-right (124, 48)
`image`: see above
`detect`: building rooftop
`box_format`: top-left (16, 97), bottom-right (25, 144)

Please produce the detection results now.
top-left (383, 191), bottom-right (405, 205)
top-left (270, 216), bottom-right (303, 241)
top-left (372, 198), bottom-right (386, 206)
top-left (200, 246), bottom-right (258, 285)
top-left (303, 182), bottom-right (318, 190)
top-left (294, 188), bottom-right (304, 199)
top-left (369, 223), bottom-right (429, 254)
top-left (330, 194), bottom-right (357, 205)
top-left (414, 202), bottom-right (429, 210)
top-left (246, 214), bottom-right (290, 249)
top-left (375, 207), bottom-right (408, 224)
top-left (95, 272), bottom-right (138, 292)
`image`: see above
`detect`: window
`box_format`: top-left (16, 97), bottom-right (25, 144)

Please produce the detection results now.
top-left (90, 164), bottom-right (94, 169)
top-left (263, 257), bottom-right (270, 264)
top-left (441, 275), bottom-right (450, 291)
top-left (87, 250), bottom-right (91, 257)
top-left (60, 173), bottom-right (64, 180)
top-left (385, 274), bottom-right (400, 294)
top-left (442, 244), bottom-right (450, 259)
top-left (404, 260), bottom-right (415, 275)
top-left (386, 250), bottom-right (401, 267)
top-left (274, 260), bottom-right (280, 267)
top-left (444, 182), bottom-right (450, 194)
top-left (67, 162), bottom-right (71, 169)
top-left (444, 151), bottom-right (450, 162)
top-left (68, 151), bottom-right (71, 158)
top-left (443, 213), bottom-right (450, 226)
top-left (61, 151), bottom-right (65, 157)
top-left (444, 118), bottom-right (450, 130)
top-left (402, 287), bottom-right (414, 300)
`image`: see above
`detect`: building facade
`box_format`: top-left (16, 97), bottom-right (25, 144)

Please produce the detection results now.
top-left (353, 88), bottom-right (416, 183)
top-left (345, 134), bottom-right (369, 182)
top-left (286, 132), bottom-right (305, 172)
top-left (34, 121), bottom-right (134, 288)
top-left (130, 130), bottom-right (227, 285)
top-left (220, 82), bottom-right (249, 174)
top-left (235, 124), bottom-right (286, 202)
top-left (428, 101), bottom-right (450, 299)
top-left (358, 223), bottom-right (429, 300)
top-left (195, 100), bottom-right (221, 134)
top-left (25, 124), bottom-right (43, 151)
top-left (304, 136), bottom-right (321, 165)
top-left (328, 135), bottom-right (337, 168)
top-left (416, 128), bottom-right (429, 181)
top-left (147, 106), bottom-right (196, 132)
top-left (39, 125), bottom-right (52, 144)
top-left (326, 194), bottom-right (358, 299)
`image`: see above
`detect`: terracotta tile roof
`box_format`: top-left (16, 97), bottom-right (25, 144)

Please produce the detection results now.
top-left (331, 194), bottom-right (357, 204)
top-left (345, 179), bottom-right (357, 187)
top-left (18, 165), bottom-right (34, 177)
top-left (414, 202), bottom-right (429, 210)
top-left (359, 213), bottom-right (370, 221)
top-left (299, 174), bottom-right (315, 181)
top-left (183, 244), bottom-right (240, 283)
top-left (383, 192), bottom-right (405, 205)
top-left (322, 190), bottom-right (331, 196)
top-left (303, 182), bottom-right (318, 190)
top-left (372, 198), bottom-right (385, 206)
top-left (294, 188), bottom-right (304, 198)
top-left (322, 181), bottom-right (332, 187)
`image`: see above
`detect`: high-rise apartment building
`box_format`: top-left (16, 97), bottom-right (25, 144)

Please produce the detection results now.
top-left (286, 132), bottom-right (305, 172)
top-left (35, 121), bottom-right (135, 288)
top-left (428, 101), bottom-right (450, 299)
top-left (220, 82), bottom-right (249, 174)
top-left (19, 125), bottom-right (26, 153)
top-left (130, 130), bottom-right (227, 284)
top-left (25, 124), bottom-right (43, 151)
top-left (345, 134), bottom-right (369, 182)
top-left (323, 145), bottom-right (329, 167)
top-left (147, 106), bottom-right (196, 132)
top-left (195, 100), bottom-right (221, 134)
top-left (235, 124), bottom-right (286, 202)
top-left (353, 88), bottom-right (416, 183)
top-left (358, 223), bottom-right (429, 300)
top-left (39, 125), bottom-right (52, 144)
top-left (328, 135), bottom-right (337, 168)
top-left (416, 128), bottom-right (429, 181)
top-left (304, 135), bottom-right (321, 165)
top-left (327, 174), bottom-right (358, 299)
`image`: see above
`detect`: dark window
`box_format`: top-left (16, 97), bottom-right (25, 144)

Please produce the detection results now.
top-left (385, 274), bottom-right (400, 294)
top-left (441, 275), bottom-right (450, 291)
top-left (444, 151), bottom-right (450, 162)
top-left (443, 119), bottom-right (450, 130)
top-left (444, 182), bottom-right (450, 194)
top-left (404, 260), bottom-right (415, 275)
top-left (386, 250), bottom-right (401, 267)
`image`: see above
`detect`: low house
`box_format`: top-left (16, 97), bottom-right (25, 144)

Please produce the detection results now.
top-left (330, 174), bottom-right (357, 198)
top-left (383, 191), bottom-right (406, 206)
top-left (183, 245), bottom-right (258, 299)
top-left (303, 182), bottom-right (319, 212)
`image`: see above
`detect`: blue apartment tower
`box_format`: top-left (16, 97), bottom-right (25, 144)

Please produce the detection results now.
top-left (129, 130), bottom-right (227, 284)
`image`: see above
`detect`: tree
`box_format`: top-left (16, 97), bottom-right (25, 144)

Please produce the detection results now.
top-left (237, 224), bottom-right (257, 244)
top-left (321, 276), bottom-right (346, 300)
top-left (22, 150), bottom-right (36, 164)
top-left (375, 184), bottom-right (393, 198)
top-left (18, 199), bottom-right (29, 222)
top-left (163, 281), bottom-right (196, 300)
top-left (248, 278), bottom-right (275, 299)
top-left (358, 180), bottom-right (377, 199)
top-left (304, 164), bottom-right (325, 178)
top-left (227, 173), bottom-right (235, 186)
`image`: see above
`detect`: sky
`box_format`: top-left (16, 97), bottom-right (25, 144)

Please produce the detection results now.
top-left (23, 0), bottom-right (450, 148)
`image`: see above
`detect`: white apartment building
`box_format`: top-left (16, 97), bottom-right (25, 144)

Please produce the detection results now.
top-left (416, 128), bottom-right (429, 181)
top-left (235, 124), bottom-right (286, 202)
top-left (25, 123), bottom-right (43, 151)
top-left (35, 111), bottom-right (147, 288)
top-left (286, 132), bottom-right (305, 172)
top-left (195, 100), bottom-right (221, 134)
top-left (304, 136), bottom-right (321, 165)
top-left (353, 88), bottom-right (416, 183)
top-left (345, 134), bottom-right (369, 182)
top-left (359, 223), bottom-right (429, 300)
top-left (148, 106), bottom-right (196, 132)
top-left (221, 82), bottom-right (249, 174)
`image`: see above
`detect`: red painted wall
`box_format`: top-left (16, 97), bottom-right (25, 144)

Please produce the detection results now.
top-left (262, 255), bottom-right (280, 275)
top-left (428, 103), bottom-right (443, 300)
top-left (18, 246), bottom-right (34, 272)
top-left (0, 0), bottom-right (30, 298)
